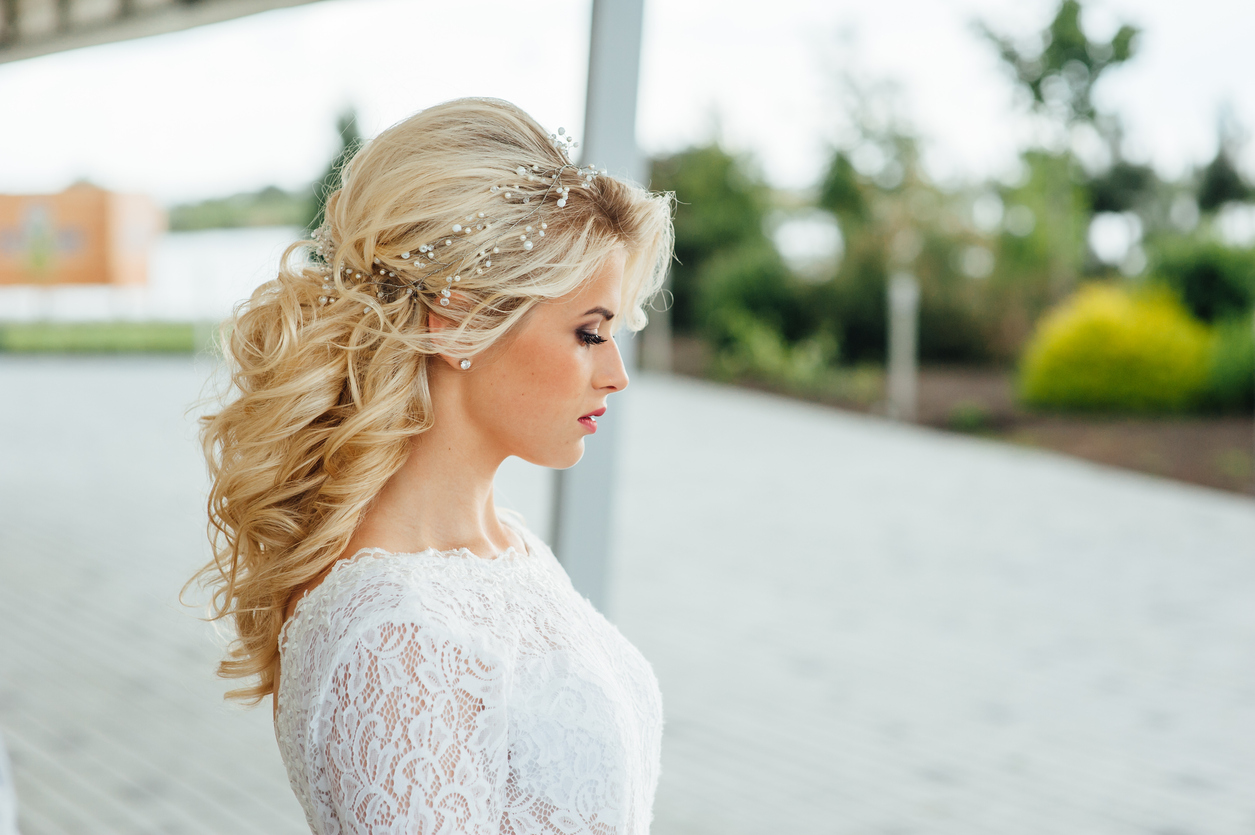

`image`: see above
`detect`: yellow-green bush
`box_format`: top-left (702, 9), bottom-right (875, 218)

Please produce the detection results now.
top-left (1018, 284), bottom-right (1212, 413)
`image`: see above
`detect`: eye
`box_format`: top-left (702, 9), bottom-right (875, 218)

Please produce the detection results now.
top-left (578, 329), bottom-right (607, 346)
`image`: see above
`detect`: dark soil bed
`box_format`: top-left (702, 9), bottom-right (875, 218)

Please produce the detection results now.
top-left (910, 367), bottom-right (1254, 497)
top-left (669, 337), bottom-right (1255, 497)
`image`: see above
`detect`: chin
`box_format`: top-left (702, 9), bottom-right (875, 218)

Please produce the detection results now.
top-left (532, 439), bottom-right (585, 471)
top-left (555, 440), bottom-right (586, 470)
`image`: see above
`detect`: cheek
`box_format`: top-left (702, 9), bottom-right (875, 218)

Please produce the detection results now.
top-left (532, 347), bottom-right (585, 401)
top-left (485, 334), bottom-right (586, 425)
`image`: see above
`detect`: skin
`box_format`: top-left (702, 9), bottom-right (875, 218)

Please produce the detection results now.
top-left (346, 246), bottom-right (629, 560)
top-left (279, 248), bottom-right (629, 626)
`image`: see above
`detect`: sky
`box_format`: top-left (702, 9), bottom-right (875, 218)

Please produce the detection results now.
top-left (0, 0), bottom-right (1252, 205)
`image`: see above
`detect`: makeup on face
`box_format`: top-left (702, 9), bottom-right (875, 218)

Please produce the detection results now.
top-left (577, 407), bottom-right (606, 433)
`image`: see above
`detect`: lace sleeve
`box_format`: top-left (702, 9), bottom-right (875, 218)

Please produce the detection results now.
top-left (317, 619), bottom-right (510, 834)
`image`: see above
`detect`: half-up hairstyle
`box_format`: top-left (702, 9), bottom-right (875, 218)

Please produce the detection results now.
top-left (190, 97), bottom-right (674, 703)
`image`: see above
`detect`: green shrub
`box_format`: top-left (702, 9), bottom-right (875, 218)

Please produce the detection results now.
top-left (1202, 314), bottom-right (1255, 412)
top-left (695, 242), bottom-right (806, 348)
top-left (1150, 237), bottom-right (1255, 323)
top-left (1018, 284), bottom-right (1212, 412)
top-left (804, 236), bottom-right (887, 363)
top-left (649, 145), bottom-right (775, 333)
top-left (948, 400), bottom-right (993, 433)
top-left (710, 309), bottom-right (838, 390)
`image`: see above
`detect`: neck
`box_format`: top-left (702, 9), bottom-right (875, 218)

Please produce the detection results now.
top-left (342, 376), bottom-right (520, 559)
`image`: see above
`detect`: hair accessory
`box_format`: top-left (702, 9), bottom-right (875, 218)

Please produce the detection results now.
top-left (311, 128), bottom-right (606, 310)
top-left (459, 359), bottom-right (471, 370)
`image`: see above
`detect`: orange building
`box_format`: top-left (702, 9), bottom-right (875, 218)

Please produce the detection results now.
top-left (0, 184), bottom-right (165, 286)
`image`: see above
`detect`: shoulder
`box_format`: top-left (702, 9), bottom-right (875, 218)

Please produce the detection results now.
top-left (282, 551), bottom-right (485, 661)
top-left (498, 510), bottom-right (570, 583)
top-left (280, 513), bottom-right (560, 677)
top-left (277, 554), bottom-right (512, 726)
top-left (498, 508), bottom-right (542, 558)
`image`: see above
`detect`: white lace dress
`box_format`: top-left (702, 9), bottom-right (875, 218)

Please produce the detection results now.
top-left (275, 515), bottom-right (663, 835)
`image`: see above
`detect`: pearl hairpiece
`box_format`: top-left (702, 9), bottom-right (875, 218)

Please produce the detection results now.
top-left (312, 127), bottom-right (605, 310)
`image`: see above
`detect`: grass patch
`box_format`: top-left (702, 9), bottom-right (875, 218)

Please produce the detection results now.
top-left (947, 400), bottom-right (994, 433)
top-left (0, 321), bottom-right (198, 353)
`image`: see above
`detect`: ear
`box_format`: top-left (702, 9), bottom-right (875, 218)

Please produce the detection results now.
top-left (425, 293), bottom-right (473, 372)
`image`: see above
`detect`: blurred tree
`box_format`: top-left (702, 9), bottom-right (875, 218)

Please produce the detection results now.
top-left (305, 108), bottom-right (364, 232)
top-left (1197, 108), bottom-right (1253, 213)
top-left (817, 151), bottom-right (868, 227)
top-left (987, 150), bottom-right (1092, 350)
top-left (1087, 159), bottom-right (1156, 215)
top-left (811, 82), bottom-right (993, 363)
top-left (980, 1), bottom-right (1159, 276)
top-left (977, 0), bottom-right (1138, 127)
top-left (695, 239), bottom-right (807, 349)
top-left (169, 186), bottom-right (308, 230)
top-left (649, 144), bottom-right (776, 333)
top-left (1198, 154), bottom-right (1250, 213)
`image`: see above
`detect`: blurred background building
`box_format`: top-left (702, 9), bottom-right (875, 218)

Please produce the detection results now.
top-left (0, 184), bottom-right (163, 287)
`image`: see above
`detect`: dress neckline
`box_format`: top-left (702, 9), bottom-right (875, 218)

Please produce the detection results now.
top-left (344, 511), bottom-right (534, 563)
top-left (344, 540), bottom-right (529, 563)
top-left (279, 513), bottom-right (538, 653)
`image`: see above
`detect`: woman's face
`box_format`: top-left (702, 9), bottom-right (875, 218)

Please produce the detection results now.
top-left (461, 248), bottom-right (630, 469)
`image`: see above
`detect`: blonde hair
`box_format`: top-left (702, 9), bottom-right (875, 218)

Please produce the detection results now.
top-left (190, 98), bottom-right (674, 703)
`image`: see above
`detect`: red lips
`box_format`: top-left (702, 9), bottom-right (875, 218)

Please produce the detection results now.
top-left (577, 407), bottom-right (606, 434)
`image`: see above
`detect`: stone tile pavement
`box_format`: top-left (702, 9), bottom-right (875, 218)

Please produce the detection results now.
top-left (1, 356), bottom-right (1252, 834)
top-left (0, 357), bottom-right (305, 835)
top-left (613, 378), bottom-right (1255, 835)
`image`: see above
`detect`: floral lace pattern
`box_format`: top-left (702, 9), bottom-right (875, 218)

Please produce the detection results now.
top-left (275, 517), bottom-right (663, 834)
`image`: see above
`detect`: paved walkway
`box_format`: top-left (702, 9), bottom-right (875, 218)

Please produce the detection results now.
top-left (1, 356), bottom-right (1253, 834)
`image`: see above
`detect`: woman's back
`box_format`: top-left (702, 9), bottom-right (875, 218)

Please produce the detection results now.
top-left (275, 517), bottom-right (663, 834)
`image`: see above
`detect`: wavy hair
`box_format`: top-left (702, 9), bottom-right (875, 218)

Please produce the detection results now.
top-left (190, 98), bottom-right (674, 703)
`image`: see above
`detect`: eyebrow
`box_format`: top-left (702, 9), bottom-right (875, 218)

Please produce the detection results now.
top-left (583, 306), bottom-right (615, 320)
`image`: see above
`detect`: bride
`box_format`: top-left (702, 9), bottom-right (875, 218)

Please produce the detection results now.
top-left (191, 98), bottom-right (675, 833)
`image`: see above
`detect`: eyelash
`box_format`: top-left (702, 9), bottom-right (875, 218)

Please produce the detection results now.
top-left (578, 330), bottom-right (607, 346)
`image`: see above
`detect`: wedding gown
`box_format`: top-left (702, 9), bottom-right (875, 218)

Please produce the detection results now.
top-left (274, 513), bottom-right (663, 834)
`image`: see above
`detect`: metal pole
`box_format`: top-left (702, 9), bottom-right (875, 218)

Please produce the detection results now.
top-left (549, 0), bottom-right (646, 615)
top-left (638, 290), bottom-right (672, 372)
top-left (887, 271), bottom-right (920, 422)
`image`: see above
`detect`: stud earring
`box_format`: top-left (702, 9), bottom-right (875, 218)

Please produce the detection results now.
top-left (459, 359), bottom-right (471, 370)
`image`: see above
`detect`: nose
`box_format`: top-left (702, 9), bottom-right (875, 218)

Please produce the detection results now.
top-left (597, 335), bottom-right (630, 393)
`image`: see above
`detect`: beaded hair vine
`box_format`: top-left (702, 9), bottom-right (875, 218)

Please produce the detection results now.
top-left (311, 128), bottom-right (605, 310)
